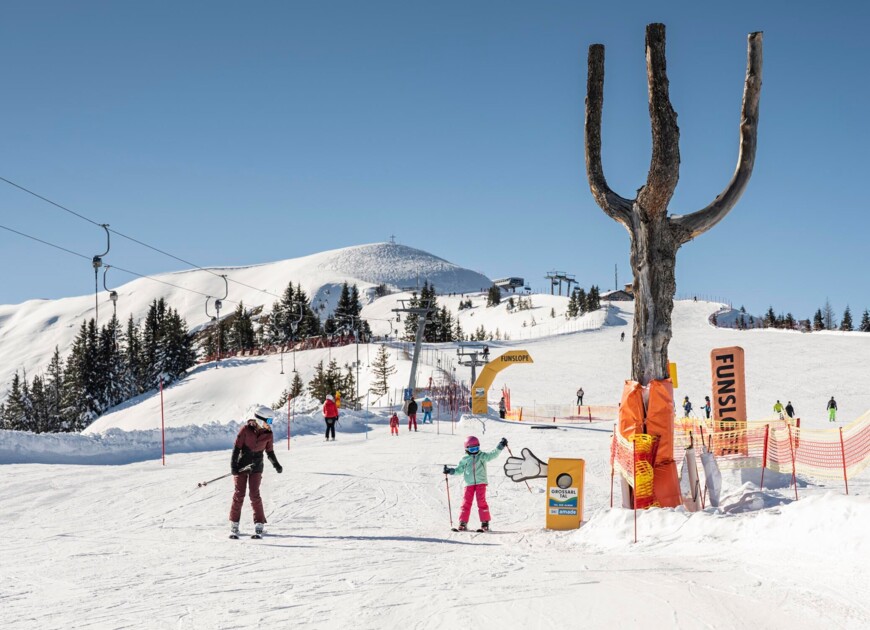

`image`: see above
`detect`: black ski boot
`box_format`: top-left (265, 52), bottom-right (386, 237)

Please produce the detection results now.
top-left (480, 522), bottom-right (490, 532)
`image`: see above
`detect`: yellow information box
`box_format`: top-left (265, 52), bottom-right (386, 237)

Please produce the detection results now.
top-left (545, 458), bottom-right (585, 530)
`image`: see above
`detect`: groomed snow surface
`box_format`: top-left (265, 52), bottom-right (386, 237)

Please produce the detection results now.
top-left (2, 298), bottom-right (869, 628)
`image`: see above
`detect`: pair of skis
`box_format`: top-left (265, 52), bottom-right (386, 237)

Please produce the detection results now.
top-left (230, 532), bottom-right (263, 540)
top-left (451, 527), bottom-right (488, 533)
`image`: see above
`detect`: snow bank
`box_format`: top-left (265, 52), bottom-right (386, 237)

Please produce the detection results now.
top-left (0, 408), bottom-right (376, 465)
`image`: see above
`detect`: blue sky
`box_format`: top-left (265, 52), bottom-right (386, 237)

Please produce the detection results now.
top-left (1, 0), bottom-right (867, 320)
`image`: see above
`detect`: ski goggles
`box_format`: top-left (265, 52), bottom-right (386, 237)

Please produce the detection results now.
top-left (251, 416), bottom-right (273, 426)
top-left (466, 445), bottom-right (480, 454)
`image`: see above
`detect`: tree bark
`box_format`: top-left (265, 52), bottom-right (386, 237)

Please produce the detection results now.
top-left (585, 24), bottom-right (763, 385)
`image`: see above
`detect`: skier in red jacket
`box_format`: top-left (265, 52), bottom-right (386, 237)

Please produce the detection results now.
top-left (229, 405), bottom-right (283, 538)
top-left (389, 412), bottom-right (400, 436)
top-left (323, 394), bottom-right (339, 441)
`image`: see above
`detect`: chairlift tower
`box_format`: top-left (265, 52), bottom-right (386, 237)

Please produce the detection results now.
top-left (456, 343), bottom-right (490, 386)
top-left (392, 298), bottom-right (435, 394)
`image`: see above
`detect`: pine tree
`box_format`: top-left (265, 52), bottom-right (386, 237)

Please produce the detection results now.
top-left (45, 347), bottom-right (64, 432)
top-left (99, 315), bottom-right (127, 410)
top-left (586, 286), bottom-right (601, 311)
top-left (575, 288), bottom-right (587, 315)
top-left (822, 299), bottom-right (837, 330)
top-left (860, 309), bottom-right (870, 333)
top-left (567, 291), bottom-right (579, 318)
top-left (813, 309), bottom-right (825, 331)
top-left (30, 374), bottom-right (48, 433)
top-left (228, 302), bottom-right (256, 351)
top-left (763, 306), bottom-right (776, 328)
top-left (486, 285), bottom-right (501, 307)
top-left (308, 359), bottom-right (348, 402)
top-left (370, 345), bottom-right (396, 398)
top-left (2, 372), bottom-right (26, 430)
top-left (840, 306), bottom-right (853, 331)
top-left (785, 313), bottom-right (796, 330)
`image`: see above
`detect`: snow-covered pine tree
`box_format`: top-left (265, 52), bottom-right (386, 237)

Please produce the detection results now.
top-left (860, 309), bottom-right (870, 333)
top-left (2, 372), bottom-right (26, 430)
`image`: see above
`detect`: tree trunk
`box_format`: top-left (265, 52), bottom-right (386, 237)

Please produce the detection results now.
top-left (629, 207), bottom-right (679, 384)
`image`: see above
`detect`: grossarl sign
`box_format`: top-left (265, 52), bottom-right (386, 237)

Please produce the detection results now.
top-left (548, 476), bottom-right (579, 516)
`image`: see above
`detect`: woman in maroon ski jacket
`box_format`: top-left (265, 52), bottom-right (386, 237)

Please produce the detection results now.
top-left (229, 405), bottom-right (283, 535)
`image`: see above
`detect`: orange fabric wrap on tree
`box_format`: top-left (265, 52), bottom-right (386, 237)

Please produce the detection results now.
top-left (617, 379), bottom-right (681, 508)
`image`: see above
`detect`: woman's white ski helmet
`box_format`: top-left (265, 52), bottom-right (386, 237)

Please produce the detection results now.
top-left (326, 394), bottom-right (335, 402)
top-left (251, 404), bottom-right (275, 425)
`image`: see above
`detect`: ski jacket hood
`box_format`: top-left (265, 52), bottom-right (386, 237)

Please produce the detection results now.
top-left (449, 444), bottom-right (505, 486)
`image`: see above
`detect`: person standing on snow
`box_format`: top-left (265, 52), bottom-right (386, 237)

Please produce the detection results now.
top-left (405, 396), bottom-right (419, 432)
top-left (785, 401), bottom-right (795, 419)
top-left (702, 396), bottom-right (712, 419)
top-left (498, 396), bottom-right (506, 419)
top-left (773, 400), bottom-right (784, 419)
top-left (421, 396), bottom-right (433, 424)
top-left (389, 412), bottom-right (400, 436)
top-left (229, 405), bottom-right (283, 538)
top-left (827, 396), bottom-right (838, 422)
top-left (323, 394), bottom-right (339, 441)
top-left (443, 436), bottom-right (507, 532)
top-left (576, 387), bottom-right (584, 406)
top-left (683, 396), bottom-right (693, 418)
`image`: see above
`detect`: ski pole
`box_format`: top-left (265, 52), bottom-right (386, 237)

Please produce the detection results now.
top-left (506, 445), bottom-right (533, 493)
top-left (197, 464), bottom-right (252, 488)
top-left (444, 473), bottom-right (454, 529)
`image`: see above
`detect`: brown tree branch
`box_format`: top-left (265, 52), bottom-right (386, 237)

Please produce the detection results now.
top-left (637, 23), bottom-right (680, 218)
top-left (671, 32), bottom-right (763, 243)
top-left (585, 43), bottom-right (632, 227)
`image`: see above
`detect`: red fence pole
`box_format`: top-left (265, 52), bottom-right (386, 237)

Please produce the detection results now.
top-left (588, 407), bottom-right (592, 423)
top-left (609, 430), bottom-right (615, 508)
top-left (287, 396), bottom-right (291, 450)
top-left (839, 427), bottom-right (849, 495)
top-left (787, 424), bottom-right (798, 500)
top-left (159, 376), bottom-right (166, 466)
top-left (760, 424), bottom-right (769, 491)
top-left (633, 440), bottom-right (638, 544)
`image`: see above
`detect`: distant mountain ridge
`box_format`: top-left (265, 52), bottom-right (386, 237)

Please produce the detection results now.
top-left (0, 242), bottom-right (492, 398)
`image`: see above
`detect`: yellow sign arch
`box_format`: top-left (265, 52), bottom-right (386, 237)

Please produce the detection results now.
top-left (471, 350), bottom-right (534, 414)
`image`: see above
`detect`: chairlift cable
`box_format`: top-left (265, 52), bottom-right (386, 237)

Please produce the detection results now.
top-left (1, 175), bottom-right (283, 300)
top-left (0, 222), bottom-right (235, 302)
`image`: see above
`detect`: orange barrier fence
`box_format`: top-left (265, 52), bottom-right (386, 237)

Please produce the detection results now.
top-left (670, 412), bottom-right (870, 497)
top-left (505, 404), bottom-right (619, 423)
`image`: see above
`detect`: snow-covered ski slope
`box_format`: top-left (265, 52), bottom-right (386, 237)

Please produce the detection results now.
top-left (2, 295), bottom-right (870, 628)
top-left (0, 242), bottom-right (491, 398)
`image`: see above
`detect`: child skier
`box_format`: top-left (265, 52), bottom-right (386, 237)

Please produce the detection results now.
top-left (702, 396), bottom-right (712, 419)
top-left (389, 412), bottom-right (400, 436)
top-left (421, 396), bottom-right (433, 423)
top-left (443, 435), bottom-right (507, 532)
top-left (683, 396), bottom-right (693, 418)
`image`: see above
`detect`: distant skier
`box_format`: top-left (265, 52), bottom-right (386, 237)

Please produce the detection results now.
top-left (229, 405), bottom-right (283, 539)
top-left (827, 396), bottom-right (837, 422)
top-left (498, 396), bottom-right (506, 419)
top-left (404, 396), bottom-right (418, 432)
top-left (620, 331), bottom-right (625, 342)
top-left (773, 400), bottom-right (784, 419)
top-left (323, 394), bottom-right (339, 441)
top-left (576, 387), bottom-right (584, 406)
top-left (785, 401), bottom-right (795, 419)
top-left (421, 396), bottom-right (433, 424)
top-left (702, 396), bottom-right (712, 419)
top-left (683, 396), bottom-right (693, 418)
top-left (389, 412), bottom-right (400, 436)
top-left (443, 436), bottom-right (508, 532)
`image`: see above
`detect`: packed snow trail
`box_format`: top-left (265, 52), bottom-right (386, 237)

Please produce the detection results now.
top-left (2, 419), bottom-right (867, 629)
